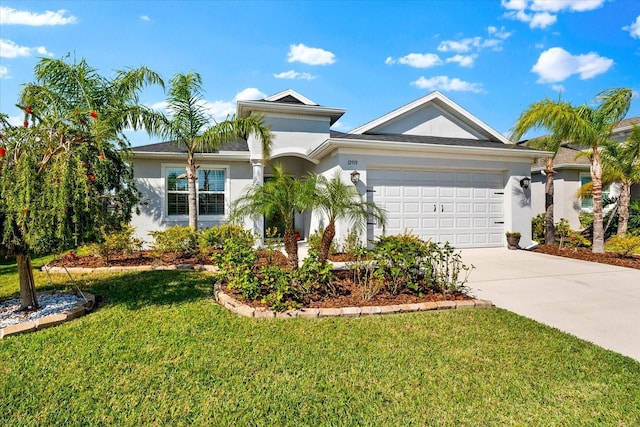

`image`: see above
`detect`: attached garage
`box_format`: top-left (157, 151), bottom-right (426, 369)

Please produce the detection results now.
top-left (368, 168), bottom-right (505, 248)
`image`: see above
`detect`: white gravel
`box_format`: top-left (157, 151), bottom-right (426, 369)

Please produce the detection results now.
top-left (0, 293), bottom-right (82, 328)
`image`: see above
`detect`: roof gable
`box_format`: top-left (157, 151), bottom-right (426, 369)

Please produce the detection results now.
top-left (263, 89), bottom-right (318, 106)
top-left (350, 91), bottom-right (511, 144)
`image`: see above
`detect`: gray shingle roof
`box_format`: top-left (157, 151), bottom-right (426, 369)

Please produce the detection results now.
top-left (132, 139), bottom-right (249, 153)
top-left (330, 131), bottom-right (533, 150)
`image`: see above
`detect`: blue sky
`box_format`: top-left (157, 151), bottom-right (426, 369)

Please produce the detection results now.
top-left (1, 0), bottom-right (639, 146)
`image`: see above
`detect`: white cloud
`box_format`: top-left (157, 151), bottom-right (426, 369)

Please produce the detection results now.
top-left (0, 66), bottom-right (9, 79)
top-left (287, 43), bottom-right (335, 65)
top-left (438, 37), bottom-right (480, 53)
top-left (446, 54), bottom-right (475, 67)
top-left (530, 12), bottom-right (557, 29)
top-left (0, 6), bottom-right (77, 26)
top-left (150, 88), bottom-right (266, 122)
top-left (0, 39), bottom-right (51, 58)
top-left (234, 88), bottom-right (266, 101)
top-left (487, 25), bottom-right (512, 39)
top-left (140, 15), bottom-right (150, 21)
top-left (531, 47), bottom-right (613, 83)
top-left (530, 0), bottom-right (604, 13)
top-left (502, 0), bottom-right (604, 29)
top-left (386, 53), bottom-right (442, 68)
top-left (551, 84), bottom-right (565, 92)
top-left (411, 76), bottom-right (484, 93)
top-left (273, 70), bottom-right (316, 80)
top-left (623, 16), bottom-right (640, 39)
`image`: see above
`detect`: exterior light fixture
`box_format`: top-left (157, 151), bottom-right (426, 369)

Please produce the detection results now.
top-left (350, 170), bottom-right (360, 185)
top-left (520, 176), bottom-right (531, 189)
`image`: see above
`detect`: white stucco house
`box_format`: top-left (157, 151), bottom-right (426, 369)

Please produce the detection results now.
top-left (528, 117), bottom-right (640, 229)
top-left (130, 89), bottom-right (546, 248)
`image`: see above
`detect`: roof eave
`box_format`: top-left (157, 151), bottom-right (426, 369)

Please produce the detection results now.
top-left (131, 151), bottom-right (251, 161)
top-left (237, 100), bottom-right (345, 125)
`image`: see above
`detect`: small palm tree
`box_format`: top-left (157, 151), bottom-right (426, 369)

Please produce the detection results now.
top-left (523, 135), bottom-right (563, 244)
top-left (511, 88), bottom-right (634, 253)
top-left (313, 172), bottom-right (387, 264)
top-left (145, 72), bottom-right (272, 230)
top-left (231, 165), bottom-right (317, 269)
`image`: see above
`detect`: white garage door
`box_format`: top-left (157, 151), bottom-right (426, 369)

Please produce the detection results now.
top-left (368, 169), bottom-right (504, 248)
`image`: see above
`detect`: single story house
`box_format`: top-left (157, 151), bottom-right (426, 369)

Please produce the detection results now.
top-left (528, 117), bottom-right (640, 229)
top-left (131, 89), bottom-right (546, 248)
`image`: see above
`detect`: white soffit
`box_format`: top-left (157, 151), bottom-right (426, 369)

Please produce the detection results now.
top-left (349, 91), bottom-right (511, 145)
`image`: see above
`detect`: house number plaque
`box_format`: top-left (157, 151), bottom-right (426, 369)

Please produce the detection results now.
top-left (347, 160), bottom-right (358, 165)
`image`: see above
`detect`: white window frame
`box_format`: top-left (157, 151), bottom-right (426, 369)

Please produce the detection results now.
top-left (579, 172), bottom-right (611, 212)
top-left (162, 163), bottom-right (230, 221)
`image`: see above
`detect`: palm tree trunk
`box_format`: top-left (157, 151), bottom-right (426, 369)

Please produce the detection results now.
top-left (187, 154), bottom-right (198, 231)
top-left (283, 227), bottom-right (299, 270)
top-left (617, 181), bottom-right (631, 237)
top-left (591, 151), bottom-right (605, 253)
top-left (17, 252), bottom-right (39, 310)
top-left (544, 164), bottom-right (555, 245)
top-left (320, 221), bottom-right (336, 265)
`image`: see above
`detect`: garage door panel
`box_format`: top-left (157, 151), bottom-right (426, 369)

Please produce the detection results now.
top-left (370, 169), bottom-right (504, 248)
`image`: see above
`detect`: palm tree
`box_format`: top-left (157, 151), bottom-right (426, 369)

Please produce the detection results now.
top-left (145, 72), bottom-right (272, 230)
top-left (511, 88), bottom-right (634, 253)
top-left (523, 135), bottom-right (563, 245)
top-left (577, 124), bottom-right (640, 236)
top-left (231, 165), bottom-right (316, 269)
top-left (0, 57), bottom-right (162, 309)
top-left (314, 172), bottom-right (386, 264)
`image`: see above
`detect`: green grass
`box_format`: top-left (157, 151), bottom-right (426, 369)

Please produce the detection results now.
top-left (1, 256), bottom-right (639, 426)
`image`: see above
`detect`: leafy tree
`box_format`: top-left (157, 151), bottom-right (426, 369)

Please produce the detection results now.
top-left (510, 88), bottom-right (634, 253)
top-left (0, 57), bottom-right (163, 310)
top-left (522, 135), bottom-right (563, 244)
top-left (313, 172), bottom-right (386, 264)
top-left (144, 72), bottom-right (272, 230)
top-left (231, 165), bottom-right (317, 269)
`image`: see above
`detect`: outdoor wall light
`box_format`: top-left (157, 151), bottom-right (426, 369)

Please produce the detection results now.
top-left (520, 176), bottom-right (531, 189)
top-left (350, 170), bottom-right (360, 185)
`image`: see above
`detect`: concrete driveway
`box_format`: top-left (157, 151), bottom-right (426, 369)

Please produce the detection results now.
top-left (461, 248), bottom-right (640, 362)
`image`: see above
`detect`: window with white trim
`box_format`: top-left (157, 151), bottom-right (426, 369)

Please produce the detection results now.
top-left (166, 168), bottom-right (226, 216)
top-left (579, 174), bottom-right (610, 210)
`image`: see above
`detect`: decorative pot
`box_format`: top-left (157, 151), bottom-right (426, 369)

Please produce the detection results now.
top-left (506, 235), bottom-right (521, 250)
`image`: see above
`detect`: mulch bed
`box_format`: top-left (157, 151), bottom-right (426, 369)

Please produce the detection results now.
top-left (533, 244), bottom-right (640, 270)
top-left (46, 250), bottom-right (220, 269)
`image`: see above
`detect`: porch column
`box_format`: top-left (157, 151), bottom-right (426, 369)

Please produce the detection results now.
top-left (251, 159), bottom-right (264, 246)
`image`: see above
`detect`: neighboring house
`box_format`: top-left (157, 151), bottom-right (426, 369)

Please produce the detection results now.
top-left (131, 89), bottom-right (546, 248)
top-left (528, 117), bottom-right (640, 229)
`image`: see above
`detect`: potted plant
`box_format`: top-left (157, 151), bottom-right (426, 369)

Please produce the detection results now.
top-left (505, 232), bottom-right (521, 250)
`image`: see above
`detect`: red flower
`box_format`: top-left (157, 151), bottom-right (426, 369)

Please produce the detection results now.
top-left (23, 209), bottom-right (29, 215)
top-left (0, 147), bottom-right (5, 157)
top-left (23, 121), bottom-right (29, 128)
top-left (90, 111), bottom-right (98, 119)
top-left (88, 173), bottom-right (96, 181)
top-left (25, 106), bottom-right (33, 114)
top-left (98, 152), bottom-right (106, 160)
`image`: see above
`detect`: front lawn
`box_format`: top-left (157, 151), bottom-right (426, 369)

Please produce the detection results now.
top-left (1, 257), bottom-right (639, 426)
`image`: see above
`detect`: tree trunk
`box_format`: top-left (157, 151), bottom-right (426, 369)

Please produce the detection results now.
top-left (617, 181), bottom-right (631, 237)
top-left (187, 154), bottom-right (198, 231)
top-left (17, 252), bottom-right (39, 310)
top-left (544, 164), bottom-right (555, 245)
top-left (319, 221), bottom-right (336, 265)
top-left (591, 151), bottom-right (605, 253)
top-left (283, 227), bottom-right (299, 270)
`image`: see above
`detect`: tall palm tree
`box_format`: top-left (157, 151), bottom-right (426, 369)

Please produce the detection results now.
top-left (0, 57), bottom-right (163, 309)
top-left (511, 88), bottom-right (634, 253)
top-left (231, 165), bottom-right (316, 269)
top-left (145, 72), bottom-right (272, 230)
top-left (314, 172), bottom-right (387, 264)
top-left (577, 125), bottom-right (640, 236)
top-left (524, 135), bottom-right (563, 244)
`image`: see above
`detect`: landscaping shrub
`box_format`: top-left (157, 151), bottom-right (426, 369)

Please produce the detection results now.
top-left (90, 226), bottom-right (143, 262)
top-left (555, 219), bottom-right (591, 249)
top-left (308, 227), bottom-right (338, 255)
top-left (296, 249), bottom-right (336, 296)
top-left (532, 213), bottom-right (545, 243)
top-left (199, 224), bottom-right (254, 250)
top-left (341, 228), bottom-right (364, 256)
top-left (429, 242), bottom-right (474, 295)
top-left (213, 238), bottom-right (259, 300)
top-left (606, 235), bottom-right (640, 257)
top-left (148, 226), bottom-right (198, 257)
